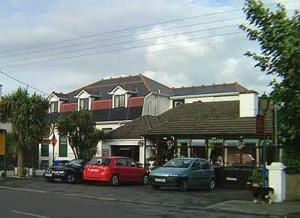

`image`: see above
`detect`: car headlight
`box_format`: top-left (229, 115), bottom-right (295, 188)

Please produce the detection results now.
top-left (169, 174), bottom-right (179, 177)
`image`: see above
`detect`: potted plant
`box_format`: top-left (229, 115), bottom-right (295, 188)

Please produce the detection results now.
top-left (248, 170), bottom-right (263, 187)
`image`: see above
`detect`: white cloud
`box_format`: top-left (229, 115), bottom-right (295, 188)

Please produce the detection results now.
top-left (0, 0), bottom-right (277, 96)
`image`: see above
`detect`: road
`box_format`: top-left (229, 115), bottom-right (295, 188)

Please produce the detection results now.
top-left (0, 187), bottom-right (267, 218)
top-left (1, 178), bottom-right (296, 217)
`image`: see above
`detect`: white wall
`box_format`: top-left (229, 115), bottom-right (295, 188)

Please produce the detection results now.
top-left (143, 93), bottom-right (170, 116)
top-left (239, 93), bottom-right (258, 117)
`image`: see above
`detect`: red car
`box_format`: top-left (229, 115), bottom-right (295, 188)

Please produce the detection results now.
top-left (83, 156), bottom-right (149, 186)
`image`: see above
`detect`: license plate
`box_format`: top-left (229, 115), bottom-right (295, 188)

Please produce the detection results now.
top-left (155, 178), bottom-right (165, 182)
top-left (44, 173), bottom-right (52, 177)
top-left (88, 169), bottom-right (99, 172)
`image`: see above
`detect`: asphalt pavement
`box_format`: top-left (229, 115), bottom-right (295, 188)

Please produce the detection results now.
top-left (0, 176), bottom-right (299, 217)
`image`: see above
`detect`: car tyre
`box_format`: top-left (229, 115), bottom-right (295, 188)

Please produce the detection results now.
top-left (208, 179), bottom-right (215, 191)
top-left (141, 174), bottom-right (149, 185)
top-left (65, 172), bottom-right (76, 184)
top-left (180, 179), bottom-right (189, 192)
top-left (151, 185), bottom-right (159, 190)
top-left (110, 174), bottom-right (119, 186)
top-left (46, 178), bottom-right (54, 183)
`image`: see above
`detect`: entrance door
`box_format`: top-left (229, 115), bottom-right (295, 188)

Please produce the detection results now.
top-left (111, 146), bottom-right (139, 161)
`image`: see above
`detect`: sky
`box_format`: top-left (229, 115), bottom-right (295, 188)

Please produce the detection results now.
top-left (0, 0), bottom-right (299, 97)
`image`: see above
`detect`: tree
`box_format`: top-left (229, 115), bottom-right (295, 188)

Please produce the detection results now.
top-left (57, 111), bottom-right (104, 161)
top-left (241, 0), bottom-right (300, 167)
top-left (1, 88), bottom-right (48, 176)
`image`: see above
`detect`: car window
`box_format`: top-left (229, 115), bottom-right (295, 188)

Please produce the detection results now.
top-left (88, 158), bottom-right (110, 166)
top-left (200, 160), bottom-right (210, 169)
top-left (116, 158), bottom-right (127, 167)
top-left (65, 159), bottom-right (83, 167)
top-left (192, 159), bottom-right (201, 169)
top-left (163, 158), bottom-right (193, 168)
top-left (125, 159), bottom-right (135, 167)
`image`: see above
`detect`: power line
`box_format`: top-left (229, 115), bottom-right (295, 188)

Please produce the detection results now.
top-left (2, 31), bottom-right (243, 69)
top-left (0, 70), bottom-right (49, 96)
top-left (0, 16), bottom-right (243, 59)
top-left (0, 8), bottom-right (243, 56)
top-left (2, 24), bottom-right (240, 65)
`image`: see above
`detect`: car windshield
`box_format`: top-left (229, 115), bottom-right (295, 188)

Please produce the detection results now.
top-left (65, 159), bottom-right (83, 166)
top-left (88, 157), bottom-right (110, 165)
top-left (163, 158), bottom-right (193, 168)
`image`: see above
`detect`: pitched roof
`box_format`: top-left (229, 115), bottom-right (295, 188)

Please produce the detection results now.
top-left (106, 115), bottom-right (159, 139)
top-left (47, 106), bottom-right (143, 124)
top-left (172, 82), bottom-right (251, 97)
top-left (144, 101), bottom-right (272, 137)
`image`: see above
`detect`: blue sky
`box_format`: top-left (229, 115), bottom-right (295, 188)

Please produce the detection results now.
top-left (0, 0), bottom-right (298, 96)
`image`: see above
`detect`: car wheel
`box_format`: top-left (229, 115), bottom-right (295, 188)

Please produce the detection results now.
top-left (46, 178), bottom-right (54, 183)
top-left (65, 172), bottom-right (75, 184)
top-left (208, 179), bottom-right (215, 191)
top-left (180, 179), bottom-right (189, 192)
top-left (141, 174), bottom-right (149, 185)
top-left (151, 185), bottom-right (159, 190)
top-left (110, 174), bottom-right (119, 186)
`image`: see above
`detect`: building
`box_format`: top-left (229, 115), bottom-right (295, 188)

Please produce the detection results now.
top-left (39, 73), bottom-right (267, 168)
top-left (40, 74), bottom-right (172, 168)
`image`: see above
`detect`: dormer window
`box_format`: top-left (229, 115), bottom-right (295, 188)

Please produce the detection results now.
top-left (79, 98), bottom-right (89, 110)
top-left (50, 101), bottom-right (58, 113)
top-left (114, 94), bottom-right (125, 108)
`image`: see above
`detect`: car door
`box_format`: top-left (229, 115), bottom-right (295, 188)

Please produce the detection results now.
top-left (125, 158), bottom-right (142, 182)
top-left (189, 159), bottom-right (202, 187)
top-left (200, 159), bottom-right (212, 186)
top-left (115, 158), bottom-right (130, 182)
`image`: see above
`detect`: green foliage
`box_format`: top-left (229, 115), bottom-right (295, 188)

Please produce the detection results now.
top-left (1, 88), bottom-right (48, 175)
top-left (57, 111), bottom-right (104, 161)
top-left (241, 0), bottom-right (300, 167)
top-left (249, 169), bottom-right (263, 185)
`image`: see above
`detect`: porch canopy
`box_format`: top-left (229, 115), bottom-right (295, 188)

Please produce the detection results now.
top-left (143, 100), bottom-right (274, 166)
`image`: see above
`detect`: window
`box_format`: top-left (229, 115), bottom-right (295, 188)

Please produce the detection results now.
top-left (173, 99), bottom-right (184, 108)
top-left (79, 98), bottom-right (89, 110)
top-left (50, 101), bottom-right (58, 113)
top-left (41, 144), bottom-right (49, 157)
top-left (114, 95), bottom-right (125, 108)
top-left (102, 128), bottom-right (113, 134)
top-left (192, 160), bottom-right (201, 169)
top-left (59, 136), bottom-right (68, 157)
top-left (200, 160), bottom-right (210, 169)
top-left (116, 158), bottom-right (127, 166)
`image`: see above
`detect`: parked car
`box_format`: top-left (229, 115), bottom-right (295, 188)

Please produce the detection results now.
top-left (83, 156), bottom-right (149, 186)
top-left (149, 157), bottom-right (215, 191)
top-left (44, 159), bottom-right (86, 184)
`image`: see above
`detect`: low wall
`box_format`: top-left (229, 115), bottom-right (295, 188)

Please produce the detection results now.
top-left (287, 173), bottom-right (300, 200)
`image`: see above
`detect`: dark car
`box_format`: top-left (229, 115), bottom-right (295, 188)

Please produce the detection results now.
top-left (149, 157), bottom-right (215, 191)
top-left (44, 159), bottom-right (85, 184)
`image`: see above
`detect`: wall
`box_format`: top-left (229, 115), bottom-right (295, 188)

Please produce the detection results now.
top-left (286, 173), bottom-right (300, 200)
top-left (143, 93), bottom-right (170, 116)
top-left (239, 93), bottom-right (258, 117)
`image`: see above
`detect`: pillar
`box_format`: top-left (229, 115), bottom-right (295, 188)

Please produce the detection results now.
top-left (266, 162), bottom-right (287, 202)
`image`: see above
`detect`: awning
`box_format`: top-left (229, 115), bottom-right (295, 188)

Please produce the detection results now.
top-left (224, 140), bottom-right (239, 146)
top-left (208, 138), bottom-right (224, 145)
top-left (191, 139), bottom-right (206, 146)
top-left (177, 139), bottom-right (190, 145)
top-left (243, 138), bottom-right (259, 144)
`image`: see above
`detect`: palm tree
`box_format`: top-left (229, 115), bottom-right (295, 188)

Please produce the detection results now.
top-left (1, 88), bottom-right (48, 176)
top-left (57, 111), bottom-right (104, 161)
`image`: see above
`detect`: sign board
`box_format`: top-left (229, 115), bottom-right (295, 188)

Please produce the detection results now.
top-left (0, 129), bottom-right (6, 155)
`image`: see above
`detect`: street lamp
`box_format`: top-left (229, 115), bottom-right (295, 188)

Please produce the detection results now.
top-left (259, 92), bottom-right (270, 187)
